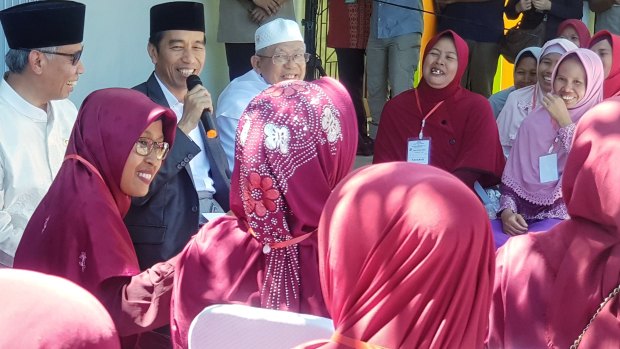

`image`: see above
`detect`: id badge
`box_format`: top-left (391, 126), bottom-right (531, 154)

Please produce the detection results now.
top-left (539, 153), bottom-right (559, 183)
top-left (407, 137), bottom-right (431, 165)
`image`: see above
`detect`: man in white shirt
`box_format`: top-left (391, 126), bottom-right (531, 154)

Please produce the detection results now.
top-left (0, 1), bottom-right (85, 267)
top-left (126, 1), bottom-right (231, 270)
top-left (217, 18), bottom-right (307, 172)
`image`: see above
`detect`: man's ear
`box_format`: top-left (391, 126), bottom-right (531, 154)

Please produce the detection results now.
top-left (250, 55), bottom-right (261, 73)
top-left (147, 42), bottom-right (158, 65)
top-left (28, 50), bottom-right (45, 75)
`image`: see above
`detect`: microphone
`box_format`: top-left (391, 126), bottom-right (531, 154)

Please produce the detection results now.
top-left (186, 74), bottom-right (218, 138)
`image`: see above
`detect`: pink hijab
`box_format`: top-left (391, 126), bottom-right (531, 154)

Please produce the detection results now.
top-left (13, 89), bottom-right (176, 297)
top-left (557, 19), bottom-right (591, 48)
top-left (297, 163), bottom-right (495, 349)
top-left (496, 38), bottom-right (578, 156)
top-left (501, 48), bottom-right (604, 205)
top-left (589, 30), bottom-right (620, 99)
top-left (0, 269), bottom-right (120, 348)
top-left (489, 97), bottom-right (620, 348)
top-left (171, 78), bottom-right (358, 348)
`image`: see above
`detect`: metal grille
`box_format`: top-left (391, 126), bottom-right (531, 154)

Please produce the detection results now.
top-left (303, 0), bottom-right (339, 80)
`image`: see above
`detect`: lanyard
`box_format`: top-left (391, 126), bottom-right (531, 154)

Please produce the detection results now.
top-left (415, 89), bottom-right (444, 139)
top-left (64, 154), bottom-right (104, 183)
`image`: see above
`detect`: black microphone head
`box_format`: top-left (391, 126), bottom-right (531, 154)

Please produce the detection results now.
top-left (186, 74), bottom-right (202, 90)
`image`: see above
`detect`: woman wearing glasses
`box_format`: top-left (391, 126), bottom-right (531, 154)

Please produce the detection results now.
top-left (13, 88), bottom-right (177, 348)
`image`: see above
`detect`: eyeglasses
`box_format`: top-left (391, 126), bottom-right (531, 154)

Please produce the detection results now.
top-left (134, 138), bottom-right (170, 160)
top-left (256, 53), bottom-right (310, 65)
top-left (18, 47), bottom-right (84, 66)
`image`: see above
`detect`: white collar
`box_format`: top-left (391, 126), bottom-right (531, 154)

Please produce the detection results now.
top-left (154, 73), bottom-right (183, 110)
top-left (0, 79), bottom-right (49, 121)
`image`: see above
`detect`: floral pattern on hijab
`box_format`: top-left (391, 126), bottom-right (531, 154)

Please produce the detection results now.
top-left (232, 77), bottom-right (357, 310)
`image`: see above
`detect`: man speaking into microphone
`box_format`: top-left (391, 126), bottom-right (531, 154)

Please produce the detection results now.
top-left (127, 1), bottom-right (230, 271)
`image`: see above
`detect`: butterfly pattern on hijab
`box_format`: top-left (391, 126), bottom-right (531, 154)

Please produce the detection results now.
top-left (233, 78), bottom-right (355, 310)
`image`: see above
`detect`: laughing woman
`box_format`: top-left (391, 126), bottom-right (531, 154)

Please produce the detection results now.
top-left (497, 49), bottom-right (604, 238)
top-left (373, 30), bottom-right (505, 190)
top-left (14, 89), bottom-right (178, 348)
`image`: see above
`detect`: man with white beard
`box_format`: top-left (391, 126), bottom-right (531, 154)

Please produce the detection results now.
top-left (217, 18), bottom-right (307, 171)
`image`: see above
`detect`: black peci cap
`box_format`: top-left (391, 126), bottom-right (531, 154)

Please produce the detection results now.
top-left (0, 0), bottom-right (85, 49)
top-left (150, 1), bottom-right (205, 36)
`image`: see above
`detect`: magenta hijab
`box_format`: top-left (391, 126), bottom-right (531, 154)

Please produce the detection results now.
top-left (14, 88), bottom-right (176, 293)
top-left (297, 163), bottom-right (494, 349)
top-left (589, 30), bottom-right (620, 99)
top-left (489, 97), bottom-right (620, 348)
top-left (557, 19), bottom-right (591, 48)
top-left (171, 78), bottom-right (358, 349)
top-left (0, 269), bottom-right (120, 348)
top-left (501, 49), bottom-right (604, 205)
top-left (416, 30), bottom-right (469, 104)
top-left (232, 77), bottom-right (357, 310)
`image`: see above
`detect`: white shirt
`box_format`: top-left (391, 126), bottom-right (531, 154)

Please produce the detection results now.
top-left (154, 74), bottom-right (215, 193)
top-left (0, 79), bottom-right (77, 267)
top-left (216, 69), bottom-right (269, 172)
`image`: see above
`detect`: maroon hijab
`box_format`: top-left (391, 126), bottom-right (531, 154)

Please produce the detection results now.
top-left (589, 30), bottom-right (620, 99)
top-left (489, 97), bottom-right (620, 348)
top-left (14, 88), bottom-right (176, 293)
top-left (297, 163), bottom-right (494, 349)
top-left (0, 269), bottom-right (120, 348)
top-left (373, 30), bottom-right (505, 187)
top-left (171, 78), bottom-right (357, 348)
top-left (557, 19), bottom-right (591, 48)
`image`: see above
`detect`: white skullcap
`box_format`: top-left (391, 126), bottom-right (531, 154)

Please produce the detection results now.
top-left (255, 18), bottom-right (303, 52)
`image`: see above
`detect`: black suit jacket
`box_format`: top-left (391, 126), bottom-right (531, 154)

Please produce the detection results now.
top-left (125, 73), bottom-right (230, 269)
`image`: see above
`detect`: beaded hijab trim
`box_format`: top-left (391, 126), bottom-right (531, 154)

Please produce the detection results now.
top-left (236, 80), bottom-right (344, 309)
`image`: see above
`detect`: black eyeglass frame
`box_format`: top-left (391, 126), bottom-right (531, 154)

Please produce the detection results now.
top-left (17, 47), bottom-right (84, 66)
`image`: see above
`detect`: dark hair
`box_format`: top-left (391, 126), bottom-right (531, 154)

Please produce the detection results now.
top-left (515, 51), bottom-right (536, 66)
top-left (148, 31), bottom-right (206, 52)
top-left (148, 32), bottom-right (165, 51)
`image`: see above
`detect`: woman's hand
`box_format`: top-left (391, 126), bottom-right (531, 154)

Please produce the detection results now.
top-left (542, 93), bottom-right (572, 128)
top-left (516, 0), bottom-right (532, 12)
top-left (501, 209), bottom-right (529, 236)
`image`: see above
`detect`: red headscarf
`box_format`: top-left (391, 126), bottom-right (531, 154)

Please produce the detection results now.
top-left (373, 30), bottom-right (505, 187)
top-left (488, 97), bottom-right (620, 348)
top-left (557, 19), bottom-right (591, 48)
top-left (171, 78), bottom-right (357, 349)
top-left (0, 269), bottom-right (120, 348)
top-left (13, 88), bottom-right (176, 306)
top-left (296, 163), bottom-right (494, 349)
top-left (589, 30), bottom-right (620, 99)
